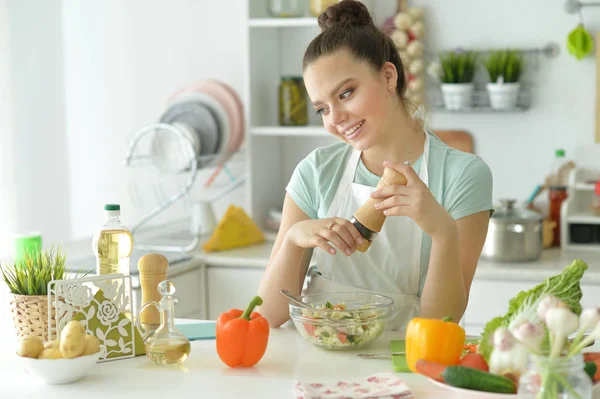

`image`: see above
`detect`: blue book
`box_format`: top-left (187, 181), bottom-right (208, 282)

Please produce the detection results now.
top-left (175, 321), bottom-right (217, 341)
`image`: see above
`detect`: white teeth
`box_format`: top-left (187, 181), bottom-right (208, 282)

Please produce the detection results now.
top-left (344, 120), bottom-right (364, 136)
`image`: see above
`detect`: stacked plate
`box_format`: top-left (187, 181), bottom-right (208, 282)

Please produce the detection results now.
top-left (152, 80), bottom-right (245, 174)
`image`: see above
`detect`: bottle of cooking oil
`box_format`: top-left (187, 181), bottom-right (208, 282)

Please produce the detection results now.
top-left (92, 204), bottom-right (133, 276)
top-left (136, 280), bottom-right (191, 366)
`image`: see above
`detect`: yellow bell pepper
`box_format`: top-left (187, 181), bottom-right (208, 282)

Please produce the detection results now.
top-left (405, 316), bottom-right (466, 372)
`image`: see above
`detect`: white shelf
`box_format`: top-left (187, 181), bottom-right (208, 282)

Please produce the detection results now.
top-left (572, 183), bottom-right (596, 191)
top-left (567, 213), bottom-right (600, 224)
top-left (248, 18), bottom-right (318, 28)
top-left (250, 126), bottom-right (327, 136)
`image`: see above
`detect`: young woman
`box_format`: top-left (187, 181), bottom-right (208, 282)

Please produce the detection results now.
top-left (257, 0), bottom-right (493, 331)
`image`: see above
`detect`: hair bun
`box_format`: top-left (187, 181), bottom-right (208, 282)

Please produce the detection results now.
top-left (318, 0), bottom-right (374, 31)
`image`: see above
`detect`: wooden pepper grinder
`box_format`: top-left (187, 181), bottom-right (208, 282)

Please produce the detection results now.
top-left (351, 166), bottom-right (407, 252)
top-left (137, 253), bottom-right (169, 330)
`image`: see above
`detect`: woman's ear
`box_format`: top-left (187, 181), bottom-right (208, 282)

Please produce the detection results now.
top-left (382, 61), bottom-right (399, 92)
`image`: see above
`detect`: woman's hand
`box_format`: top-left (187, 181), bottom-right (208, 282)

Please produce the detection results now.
top-left (285, 217), bottom-right (365, 256)
top-left (371, 161), bottom-right (455, 240)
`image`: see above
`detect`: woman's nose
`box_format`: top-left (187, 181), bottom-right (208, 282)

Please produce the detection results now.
top-left (330, 106), bottom-right (347, 127)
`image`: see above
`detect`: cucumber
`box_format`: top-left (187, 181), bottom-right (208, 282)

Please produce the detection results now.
top-left (584, 361), bottom-right (597, 381)
top-left (442, 366), bottom-right (516, 394)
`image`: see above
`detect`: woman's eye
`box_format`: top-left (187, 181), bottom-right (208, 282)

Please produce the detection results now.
top-left (339, 89), bottom-right (353, 100)
top-left (316, 108), bottom-right (326, 116)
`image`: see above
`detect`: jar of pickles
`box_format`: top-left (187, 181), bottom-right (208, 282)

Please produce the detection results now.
top-left (309, 0), bottom-right (339, 16)
top-left (279, 76), bottom-right (308, 126)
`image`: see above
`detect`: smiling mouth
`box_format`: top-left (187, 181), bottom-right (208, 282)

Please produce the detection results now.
top-left (343, 120), bottom-right (365, 137)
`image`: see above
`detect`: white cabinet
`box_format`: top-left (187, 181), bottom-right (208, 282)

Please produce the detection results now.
top-left (462, 279), bottom-right (538, 335)
top-left (131, 263), bottom-right (207, 321)
top-left (205, 266), bottom-right (265, 320)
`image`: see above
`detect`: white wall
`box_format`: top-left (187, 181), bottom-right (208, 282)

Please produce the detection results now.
top-left (61, 0), bottom-right (247, 240)
top-left (2, 0), bottom-right (71, 255)
top-left (0, 1), bottom-right (17, 257)
top-left (4, 0), bottom-right (600, 252)
top-left (374, 0), bottom-right (600, 206)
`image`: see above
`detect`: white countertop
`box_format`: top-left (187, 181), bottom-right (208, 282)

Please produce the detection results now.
top-left (0, 320), bottom-right (443, 399)
top-left (3, 319), bottom-right (599, 399)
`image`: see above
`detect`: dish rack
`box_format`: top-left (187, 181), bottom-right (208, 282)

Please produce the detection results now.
top-left (123, 122), bottom-right (245, 253)
top-left (560, 167), bottom-right (600, 251)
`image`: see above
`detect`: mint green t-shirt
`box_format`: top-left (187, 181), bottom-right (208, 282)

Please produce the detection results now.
top-left (285, 132), bottom-right (494, 296)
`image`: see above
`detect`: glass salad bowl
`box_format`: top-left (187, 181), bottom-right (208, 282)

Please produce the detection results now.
top-left (289, 292), bottom-right (395, 350)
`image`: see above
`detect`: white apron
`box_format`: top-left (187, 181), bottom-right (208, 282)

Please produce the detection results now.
top-left (304, 131), bottom-right (431, 333)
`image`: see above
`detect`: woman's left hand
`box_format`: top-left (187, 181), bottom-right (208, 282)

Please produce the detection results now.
top-left (370, 161), bottom-right (455, 240)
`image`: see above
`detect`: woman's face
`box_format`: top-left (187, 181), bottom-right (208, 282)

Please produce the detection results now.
top-left (303, 49), bottom-right (396, 152)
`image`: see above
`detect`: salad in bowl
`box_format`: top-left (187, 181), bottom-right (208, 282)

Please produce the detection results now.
top-left (289, 292), bottom-right (394, 350)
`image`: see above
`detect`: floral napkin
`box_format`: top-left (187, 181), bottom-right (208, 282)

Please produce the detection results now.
top-left (292, 372), bottom-right (414, 399)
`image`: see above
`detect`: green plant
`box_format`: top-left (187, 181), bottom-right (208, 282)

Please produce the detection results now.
top-left (439, 50), bottom-right (479, 84)
top-left (1, 246), bottom-right (68, 295)
top-left (485, 50), bottom-right (524, 83)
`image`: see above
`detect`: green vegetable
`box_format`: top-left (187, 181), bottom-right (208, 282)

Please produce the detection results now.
top-left (584, 361), bottom-right (597, 381)
top-left (480, 260), bottom-right (588, 361)
top-left (325, 301), bottom-right (333, 309)
top-left (442, 366), bottom-right (516, 394)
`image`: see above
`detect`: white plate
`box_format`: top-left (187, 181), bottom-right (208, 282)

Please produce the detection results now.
top-left (166, 91), bottom-right (231, 161)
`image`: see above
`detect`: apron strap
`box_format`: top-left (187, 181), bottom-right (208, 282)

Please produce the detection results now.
top-left (327, 147), bottom-right (361, 218)
top-left (410, 131), bottom-right (430, 294)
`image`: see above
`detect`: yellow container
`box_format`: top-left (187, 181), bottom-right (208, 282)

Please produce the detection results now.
top-left (309, 0), bottom-right (339, 17)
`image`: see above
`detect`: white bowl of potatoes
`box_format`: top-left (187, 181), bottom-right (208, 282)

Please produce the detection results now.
top-left (16, 320), bottom-right (103, 384)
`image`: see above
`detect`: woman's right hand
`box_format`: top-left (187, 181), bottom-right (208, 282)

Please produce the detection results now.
top-left (285, 218), bottom-right (365, 256)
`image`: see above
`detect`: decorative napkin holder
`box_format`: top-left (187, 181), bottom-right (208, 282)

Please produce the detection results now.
top-left (47, 273), bottom-right (145, 362)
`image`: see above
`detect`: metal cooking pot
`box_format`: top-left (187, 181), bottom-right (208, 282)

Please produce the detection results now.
top-left (481, 199), bottom-right (543, 262)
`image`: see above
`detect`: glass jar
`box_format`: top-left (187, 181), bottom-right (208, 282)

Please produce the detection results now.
top-left (309, 0), bottom-right (339, 17)
top-left (548, 187), bottom-right (567, 247)
top-left (279, 76), bottom-right (308, 126)
top-left (518, 354), bottom-right (592, 399)
top-left (268, 0), bottom-right (305, 18)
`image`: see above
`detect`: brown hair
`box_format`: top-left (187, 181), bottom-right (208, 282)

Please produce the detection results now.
top-left (302, 0), bottom-right (407, 99)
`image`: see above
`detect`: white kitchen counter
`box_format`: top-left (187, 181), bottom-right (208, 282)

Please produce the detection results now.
top-left (2, 319), bottom-right (599, 399)
top-left (475, 248), bottom-right (600, 283)
top-left (0, 320), bottom-right (444, 399)
top-left (63, 221), bottom-right (600, 284)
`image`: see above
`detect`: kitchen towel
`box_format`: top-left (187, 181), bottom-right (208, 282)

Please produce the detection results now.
top-left (292, 372), bottom-right (413, 399)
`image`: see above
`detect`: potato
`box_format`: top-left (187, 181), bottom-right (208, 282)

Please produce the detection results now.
top-left (82, 334), bottom-right (100, 355)
top-left (44, 339), bottom-right (59, 350)
top-left (59, 320), bottom-right (86, 358)
top-left (38, 348), bottom-right (62, 359)
top-left (17, 336), bottom-right (44, 358)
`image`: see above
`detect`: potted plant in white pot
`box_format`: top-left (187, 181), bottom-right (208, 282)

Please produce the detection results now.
top-left (0, 246), bottom-right (68, 342)
top-left (485, 49), bottom-right (523, 110)
top-left (430, 50), bottom-right (478, 110)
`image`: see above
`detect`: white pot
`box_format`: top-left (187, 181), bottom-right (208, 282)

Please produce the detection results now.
top-left (486, 82), bottom-right (520, 110)
top-left (440, 83), bottom-right (474, 110)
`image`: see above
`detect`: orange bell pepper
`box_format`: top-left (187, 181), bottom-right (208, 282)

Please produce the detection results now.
top-left (405, 316), bottom-right (466, 373)
top-left (216, 296), bottom-right (269, 368)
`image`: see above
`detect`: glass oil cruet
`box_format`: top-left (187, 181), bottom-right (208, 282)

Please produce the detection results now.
top-left (136, 280), bottom-right (191, 365)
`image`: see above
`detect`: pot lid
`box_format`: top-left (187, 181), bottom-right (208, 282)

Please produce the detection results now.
top-left (492, 199), bottom-right (542, 223)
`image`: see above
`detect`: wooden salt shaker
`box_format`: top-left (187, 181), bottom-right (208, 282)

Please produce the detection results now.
top-left (137, 253), bottom-right (169, 329)
top-left (352, 166), bottom-right (407, 252)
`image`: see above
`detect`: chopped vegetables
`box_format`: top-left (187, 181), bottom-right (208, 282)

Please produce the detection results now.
top-left (295, 301), bottom-right (385, 349)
